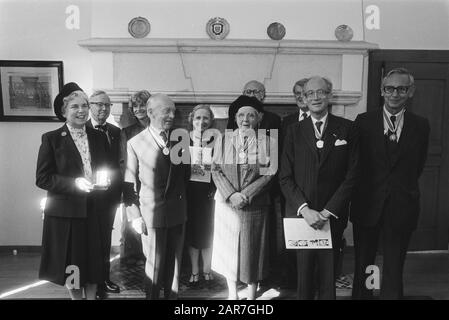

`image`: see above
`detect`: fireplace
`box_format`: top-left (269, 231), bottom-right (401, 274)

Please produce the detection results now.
top-left (78, 38), bottom-right (378, 128)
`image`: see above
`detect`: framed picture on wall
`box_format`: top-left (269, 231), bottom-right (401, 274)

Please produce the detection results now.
top-left (0, 60), bottom-right (63, 121)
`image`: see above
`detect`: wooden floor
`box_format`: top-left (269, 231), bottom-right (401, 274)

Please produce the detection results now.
top-left (0, 250), bottom-right (448, 300)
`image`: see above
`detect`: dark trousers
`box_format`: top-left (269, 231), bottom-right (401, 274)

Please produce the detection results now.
top-left (280, 194), bottom-right (297, 287)
top-left (99, 205), bottom-right (117, 282)
top-left (296, 249), bottom-right (335, 300)
top-left (295, 217), bottom-right (346, 300)
top-left (142, 223), bottom-right (185, 300)
top-left (352, 222), bottom-right (412, 300)
top-left (296, 216), bottom-right (348, 300)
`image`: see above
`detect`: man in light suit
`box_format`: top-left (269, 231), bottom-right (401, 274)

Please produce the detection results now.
top-left (351, 68), bottom-right (430, 300)
top-left (124, 93), bottom-right (189, 300)
top-left (87, 90), bottom-right (122, 299)
top-left (280, 76), bottom-right (359, 299)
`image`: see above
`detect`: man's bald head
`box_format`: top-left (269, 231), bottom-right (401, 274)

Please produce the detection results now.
top-left (147, 93), bottom-right (176, 131)
top-left (303, 76), bottom-right (332, 118)
top-left (242, 80), bottom-right (266, 102)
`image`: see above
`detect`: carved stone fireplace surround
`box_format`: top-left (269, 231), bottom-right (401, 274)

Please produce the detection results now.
top-left (78, 38), bottom-right (378, 127)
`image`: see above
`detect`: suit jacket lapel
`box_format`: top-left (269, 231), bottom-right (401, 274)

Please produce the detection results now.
top-left (146, 129), bottom-right (172, 196)
top-left (86, 119), bottom-right (93, 129)
top-left (164, 130), bottom-right (174, 196)
top-left (373, 110), bottom-right (390, 166)
top-left (319, 114), bottom-right (338, 166)
top-left (300, 118), bottom-right (319, 162)
top-left (105, 123), bottom-right (116, 145)
top-left (393, 111), bottom-right (416, 168)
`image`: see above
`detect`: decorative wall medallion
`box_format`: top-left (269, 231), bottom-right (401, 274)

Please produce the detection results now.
top-left (267, 22), bottom-right (286, 40)
top-left (128, 17), bottom-right (151, 38)
top-left (334, 24), bottom-right (354, 42)
top-left (206, 17), bottom-right (230, 40)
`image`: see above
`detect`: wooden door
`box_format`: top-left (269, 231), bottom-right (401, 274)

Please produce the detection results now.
top-left (368, 50), bottom-right (449, 250)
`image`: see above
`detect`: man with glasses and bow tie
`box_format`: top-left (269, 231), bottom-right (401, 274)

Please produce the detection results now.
top-left (280, 76), bottom-right (359, 299)
top-left (351, 68), bottom-right (430, 300)
top-left (87, 90), bottom-right (122, 299)
top-left (124, 94), bottom-right (189, 299)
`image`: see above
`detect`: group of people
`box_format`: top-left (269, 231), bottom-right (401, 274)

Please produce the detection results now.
top-left (36, 67), bottom-right (430, 300)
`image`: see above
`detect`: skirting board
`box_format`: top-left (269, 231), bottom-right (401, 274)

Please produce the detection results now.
top-left (0, 246), bottom-right (121, 254)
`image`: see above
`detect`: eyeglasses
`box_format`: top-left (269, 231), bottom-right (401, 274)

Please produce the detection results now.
top-left (304, 89), bottom-right (329, 100)
top-left (244, 89), bottom-right (264, 95)
top-left (383, 86), bottom-right (411, 95)
top-left (90, 102), bottom-right (112, 108)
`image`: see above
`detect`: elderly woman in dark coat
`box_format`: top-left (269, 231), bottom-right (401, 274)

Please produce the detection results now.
top-left (36, 83), bottom-right (111, 300)
top-left (211, 95), bottom-right (277, 300)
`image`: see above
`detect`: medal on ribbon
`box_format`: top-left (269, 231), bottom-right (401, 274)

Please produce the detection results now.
top-left (383, 110), bottom-right (403, 142)
top-left (314, 119), bottom-right (326, 149)
top-left (238, 134), bottom-right (255, 163)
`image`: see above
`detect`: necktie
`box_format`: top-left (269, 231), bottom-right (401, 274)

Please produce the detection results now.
top-left (315, 121), bottom-right (323, 135)
top-left (390, 115), bottom-right (397, 130)
top-left (241, 136), bottom-right (249, 164)
top-left (243, 136), bottom-right (248, 148)
top-left (160, 131), bottom-right (168, 145)
top-left (388, 115), bottom-right (398, 143)
top-left (95, 124), bottom-right (110, 145)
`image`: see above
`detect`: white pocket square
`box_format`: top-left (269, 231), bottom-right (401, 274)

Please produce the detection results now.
top-left (334, 139), bottom-right (347, 146)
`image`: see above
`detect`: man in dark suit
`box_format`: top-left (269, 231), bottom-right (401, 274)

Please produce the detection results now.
top-left (351, 68), bottom-right (430, 300)
top-left (87, 90), bottom-right (122, 298)
top-left (281, 78), bottom-right (310, 133)
top-left (280, 76), bottom-right (359, 299)
top-left (124, 94), bottom-right (189, 300)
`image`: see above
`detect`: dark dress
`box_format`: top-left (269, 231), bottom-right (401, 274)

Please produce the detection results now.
top-left (39, 198), bottom-right (104, 286)
top-left (36, 124), bottom-right (110, 286)
top-left (186, 136), bottom-right (216, 249)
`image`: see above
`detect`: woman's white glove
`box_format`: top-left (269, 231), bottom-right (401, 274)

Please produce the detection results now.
top-left (75, 177), bottom-right (94, 193)
top-left (131, 217), bottom-right (147, 235)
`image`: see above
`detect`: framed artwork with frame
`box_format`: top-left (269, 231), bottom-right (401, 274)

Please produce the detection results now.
top-left (0, 60), bottom-right (63, 122)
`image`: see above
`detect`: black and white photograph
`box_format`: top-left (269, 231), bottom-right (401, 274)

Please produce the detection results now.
top-left (0, 60), bottom-right (63, 121)
top-left (0, 0), bottom-right (448, 309)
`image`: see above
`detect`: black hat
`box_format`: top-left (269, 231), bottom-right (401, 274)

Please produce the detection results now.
top-left (53, 82), bottom-right (84, 121)
top-left (226, 95), bottom-right (264, 129)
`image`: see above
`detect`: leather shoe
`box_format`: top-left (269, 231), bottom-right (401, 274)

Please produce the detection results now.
top-left (104, 280), bottom-right (120, 293)
top-left (96, 287), bottom-right (107, 300)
